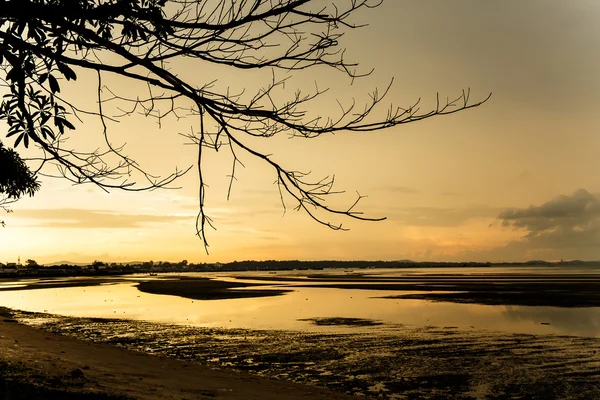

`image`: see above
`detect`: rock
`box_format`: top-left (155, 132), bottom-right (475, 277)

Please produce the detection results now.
top-left (68, 368), bottom-right (86, 379)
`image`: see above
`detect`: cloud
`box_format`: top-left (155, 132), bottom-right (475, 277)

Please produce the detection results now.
top-left (409, 189), bottom-right (600, 262)
top-left (12, 208), bottom-right (192, 228)
top-left (493, 189), bottom-right (600, 259)
top-left (499, 189), bottom-right (600, 241)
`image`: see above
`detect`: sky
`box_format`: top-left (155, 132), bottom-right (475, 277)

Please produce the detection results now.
top-left (2, 0), bottom-right (600, 264)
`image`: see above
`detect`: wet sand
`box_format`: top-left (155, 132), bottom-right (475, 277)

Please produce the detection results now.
top-left (6, 310), bottom-right (600, 400)
top-left (136, 277), bottom-right (291, 300)
top-left (3, 271), bottom-right (600, 398)
top-left (240, 273), bottom-right (600, 307)
top-left (0, 311), bottom-right (353, 400)
top-left (0, 276), bottom-right (292, 301)
top-left (0, 277), bottom-right (129, 292)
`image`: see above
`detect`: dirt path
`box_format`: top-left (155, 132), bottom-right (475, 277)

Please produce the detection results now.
top-left (0, 316), bottom-right (354, 400)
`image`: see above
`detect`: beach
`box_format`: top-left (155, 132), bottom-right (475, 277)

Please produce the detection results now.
top-left (0, 311), bottom-right (352, 400)
top-left (2, 268), bottom-right (600, 399)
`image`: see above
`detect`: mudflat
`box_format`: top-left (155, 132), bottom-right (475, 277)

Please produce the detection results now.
top-left (3, 270), bottom-right (600, 399)
top-left (6, 272), bottom-right (600, 306)
top-left (240, 272), bottom-right (600, 307)
top-left (136, 277), bottom-right (292, 300)
top-left (7, 310), bottom-right (600, 400)
top-left (0, 276), bottom-right (292, 301)
top-left (0, 314), bottom-right (353, 400)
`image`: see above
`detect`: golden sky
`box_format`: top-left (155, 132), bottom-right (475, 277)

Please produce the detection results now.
top-left (2, 0), bottom-right (600, 264)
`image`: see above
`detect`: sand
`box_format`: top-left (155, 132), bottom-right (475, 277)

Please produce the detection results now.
top-left (0, 316), bottom-right (354, 400)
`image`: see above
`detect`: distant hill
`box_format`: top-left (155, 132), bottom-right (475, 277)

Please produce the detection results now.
top-left (523, 260), bottom-right (553, 265)
top-left (45, 261), bottom-right (89, 267)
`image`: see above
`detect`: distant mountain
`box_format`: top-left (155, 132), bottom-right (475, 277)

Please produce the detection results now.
top-left (557, 260), bottom-right (589, 265)
top-left (524, 260), bottom-right (552, 265)
top-left (45, 261), bottom-right (90, 266)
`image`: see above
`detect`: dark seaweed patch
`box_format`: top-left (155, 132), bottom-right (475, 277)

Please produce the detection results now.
top-left (299, 317), bottom-right (384, 327)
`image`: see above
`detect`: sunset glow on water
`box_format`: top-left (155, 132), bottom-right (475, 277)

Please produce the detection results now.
top-left (2, 267), bottom-right (600, 337)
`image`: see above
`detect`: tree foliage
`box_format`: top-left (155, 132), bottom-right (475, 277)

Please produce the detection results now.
top-left (0, 0), bottom-right (490, 249)
top-left (0, 141), bottom-right (40, 224)
top-left (25, 258), bottom-right (40, 267)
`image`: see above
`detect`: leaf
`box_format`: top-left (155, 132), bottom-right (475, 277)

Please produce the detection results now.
top-left (41, 126), bottom-right (55, 140)
top-left (5, 66), bottom-right (19, 83)
top-left (48, 74), bottom-right (60, 93)
top-left (40, 112), bottom-right (51, 125)
top-left (14, 133), bottom-right (24, 148)
top-left (54, 117), bottom-right (64, 134)
top-left (6, 128), bottom-right (22, 138)
top-left (56, 62), bottom-right (77, 81)
top-left (61, 118), bottom-right (75, 130)
top-left (55, 117), bottom-right (75, 130)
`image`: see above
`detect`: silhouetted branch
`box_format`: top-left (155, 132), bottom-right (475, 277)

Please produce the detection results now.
top-left (0, 0), bottom-right (491, 250)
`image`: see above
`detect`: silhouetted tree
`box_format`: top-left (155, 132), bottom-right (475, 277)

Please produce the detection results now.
top-left (25, 258), bottom-right (40, 268)
top-left (0, 141), bottom-right (40, 225)
top-left (0, 0), bottom-right (490, 249)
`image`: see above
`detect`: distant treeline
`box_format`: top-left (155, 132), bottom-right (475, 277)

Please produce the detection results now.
top-left (1, 259), bottom-right (597, 279)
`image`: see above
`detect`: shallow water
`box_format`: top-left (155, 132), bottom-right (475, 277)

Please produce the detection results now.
top-left (2, 266), bottom-right (600, 337)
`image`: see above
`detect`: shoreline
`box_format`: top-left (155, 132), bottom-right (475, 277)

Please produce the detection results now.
top-left (3, 270), bottom-right (600, 399)
top-left (0, 311), bottom-right (354, 400)
top-left (4, 307), bottom-right (600, 400)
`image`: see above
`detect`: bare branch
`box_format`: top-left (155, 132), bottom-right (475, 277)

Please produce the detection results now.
top-left (0, 0), bottom-right (490, 248)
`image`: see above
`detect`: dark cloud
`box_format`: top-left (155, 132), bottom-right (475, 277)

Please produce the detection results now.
top-left (499, 189), bottom-right (600, 239)
top-left (496, 189), bottom-right (600, 258)
top-left (12, 208), bottom-right (192, 228)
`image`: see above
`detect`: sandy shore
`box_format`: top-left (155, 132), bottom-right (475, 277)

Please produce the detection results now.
top-left (4, 272), bottom-right (600, 399)
top-left (0, 315), bottom-right (354, 400)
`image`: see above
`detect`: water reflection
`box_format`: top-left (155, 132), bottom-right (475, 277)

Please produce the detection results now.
top-left (503, 306), bottom-right (600, 337)
top-left (2, 269), bottom-right (600, 337)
